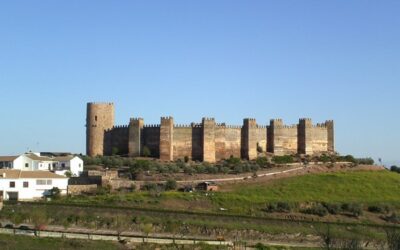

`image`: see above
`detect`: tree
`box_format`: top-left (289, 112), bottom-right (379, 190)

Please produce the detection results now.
top-left (142, 146), bottom-right (151, 157)
top-left (165, 179), bottom-right (177, 191)
top-left (47, 187), bottom-right (61, 200)
top-left (114, 215), bottom-right (129, 241)
top-left (165, 220), bottom-right (180, 243)
top-left (30, 210), bottom-right (47, 236)
top-left (111, 147), bottom-right (119, 156)
top-left (140, 223), bottom-right (153, 242)
top-left (65, 171), bottom-right (72, 178)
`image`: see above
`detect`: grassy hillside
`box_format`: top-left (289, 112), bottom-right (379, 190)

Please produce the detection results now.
top-left (55, 170), bottom-right (400, 214)
top-left (213, 170), bottom-right (400, 208)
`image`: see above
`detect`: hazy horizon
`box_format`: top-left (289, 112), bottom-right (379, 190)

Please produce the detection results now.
top-left (1, 1), bottom-right (399, 165)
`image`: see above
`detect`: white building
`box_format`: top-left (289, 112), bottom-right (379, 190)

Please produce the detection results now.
top-left (0, 169), bottom-right (68, 201)
top-left (0, 153), bottom-right (84, 177)
top-left (53, 156), bottom-right (84, 177)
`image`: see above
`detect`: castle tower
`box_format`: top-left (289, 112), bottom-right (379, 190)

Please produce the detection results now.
top-left (267, 119), bottom-right (283, 154)
top-left (326, 120), bottom-right (335, 152)
top-left (160, 117), bottom-right (174, 161)
top-left (129, 118), bottom-right (144, 157)
top-left (202, 118), bottom-right (216, 163)
top-left (298, 118), bottom-right (313, 155)
top-left (86, 102), bottom-right (115, 156)
top-left (242, 118), bottom-right (257, 160)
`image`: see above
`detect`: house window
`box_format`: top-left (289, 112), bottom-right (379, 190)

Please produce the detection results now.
top-left (36, 180), bottom-right (46, 185)
top-left (46, 180), bottom-right (52, 185)
top-left (48, 163), bottom-right (51, 168)
top-left (61, 163), bottom-right (65, 168)
top-left (95, 115), bottom-right (97, 121)
top-left (9, 181), bottom-right (15, 188)
top-left (23, 181), bottom-right (29, 188)
top-left (25, 163), bottom-right (29, 168)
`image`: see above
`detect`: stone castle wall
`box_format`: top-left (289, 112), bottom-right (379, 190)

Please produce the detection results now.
top-left (86, 103), bottom-right (335, 162)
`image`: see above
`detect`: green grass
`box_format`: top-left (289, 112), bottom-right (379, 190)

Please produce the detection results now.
top-left (213, 170), bottom-right (400, 205)
top-left (56, 170), bottom-right (400, 215)
top-left (0, 233), bottom-right (125, 250)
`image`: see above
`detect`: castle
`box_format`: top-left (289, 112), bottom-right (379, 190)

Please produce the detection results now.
top-left (86, 102), bottom-right (334, 162)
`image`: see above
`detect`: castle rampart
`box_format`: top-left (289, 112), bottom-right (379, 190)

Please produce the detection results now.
top-left (86, 103), bottom-right (335, 162)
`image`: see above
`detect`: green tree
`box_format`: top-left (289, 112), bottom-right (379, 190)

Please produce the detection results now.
top-left (140, 223), bottom-right (153, 242)
top-left (142, 146), bottom-right (151, 157)
top-left (30, 209), bottom-right (47, 236)
top-left (47, 187), bottom-right (61, 200)
top-left (165, 180), bottom-right (177, 191)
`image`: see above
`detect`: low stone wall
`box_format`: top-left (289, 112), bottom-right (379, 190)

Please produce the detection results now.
top-left (68, 184), bottom-right (98, 195)
top-left (104, 179), bottom-right (135, 190)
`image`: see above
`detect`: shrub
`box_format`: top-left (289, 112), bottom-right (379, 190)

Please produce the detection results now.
top-left (47, 187), bottom-right (61, 199)
top-left (183, 166), bottom-right (195, 174)
top-left (226, 156), bottom-right (241, 165)
top-left (264, 202), bottom-right (293, 213)
top-left (356, 157), bottom-right (374, 165)
top-left (390, 166), bottom-right (400, 173)
top-left (302, 204), bottom-right (328, 217)
top-left (165, 180), bottom-right (177, 191)
top-left (256, 157), bottom-right (269, 167)
top-left (111, 147), bottom-right (119, 156)
top-left (341, 203), bottom-right (363, 217)
top-left (322, 202), bottom-right (341, 215)
top-left (142, 146), bottom-right (151, 157)
top-left (184, 156), bottom-right (189, 163)
top-left (384, 213), bottom-right (400, 224)
top-left (141, 183), bottom-right (158, 191)
top-left (272, 155), bottom-right (294, 164)
top-left (368, 205), bottom-right (389, 214)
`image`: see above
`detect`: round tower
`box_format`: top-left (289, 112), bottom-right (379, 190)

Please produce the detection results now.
top-left (86, 102), bottom-right (115, 156)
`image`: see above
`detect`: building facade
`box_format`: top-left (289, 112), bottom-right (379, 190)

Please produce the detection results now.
top-left (86, 102), bottom-right (335, 162)
top-left (0, 170), bottom-right (68, 201)
top-left (0, 153), bottom-right (84, 177)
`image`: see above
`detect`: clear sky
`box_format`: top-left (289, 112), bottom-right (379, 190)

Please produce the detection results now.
top-left (0, 1), bottom-right (399, 165)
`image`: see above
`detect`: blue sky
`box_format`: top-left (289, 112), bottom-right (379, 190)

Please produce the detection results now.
top-left (0, 1), bottom-right (399, 165)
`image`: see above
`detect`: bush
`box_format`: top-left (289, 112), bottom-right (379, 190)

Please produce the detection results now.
top-left (256, 157), bottom-right (269, 167)
top-left (272, 155), bottom-right (294, 164)
top-left (141, 183), bottom-right (158, 191)
top-left (368, 205), bottom-right (389, 214)
top-left (322, 202), bottom-right (341, 215)
top-left (226, 156), bottom-right (241, 165)
top-left (390, 166), bottom-right (400, 173)
top-left (341, 203), bottom-right (363, 217)
top-left (47, 187), bottom-right (61, 199)
top-left (142, 146), bottom-right (151, 157)
top-left (356, 157), bottom-right (374, 165)
top-left (165, 180), bottom-right (177, 191)
top-left (302, 204), bottom-right (328, 217)
top-left (184, 156), bottom-right (189, 163)
top-left (264, 202), bottom-right (293, 213)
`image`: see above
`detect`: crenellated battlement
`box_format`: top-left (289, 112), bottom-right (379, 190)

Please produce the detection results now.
top-left (143, 124), bottom-right (160, 128)
top-left (130, 117), bottom-right (143, 122)
top-left (87, 102), bottom-right (334, 161)
top-left (161, 116), bottom-right (173, 120)
top-left (87, 102), bottom-right (114, 106)
top-left (174, 124), bottom-right (192, 128)
top-left (202, 117), bottom-right (215, 121)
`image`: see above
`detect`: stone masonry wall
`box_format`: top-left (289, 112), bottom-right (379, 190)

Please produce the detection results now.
top-left (86, 102), bottom-right (334, 161)
top-left (173, 126), bottom-right (193, 160)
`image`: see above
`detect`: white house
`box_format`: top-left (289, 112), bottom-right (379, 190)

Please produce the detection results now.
top-left (0, 153), bottom-right (84, 177)
top-left (0, 169), bottom-right (68, 201)
top-left (53, 156), bottom-right (84, 177)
